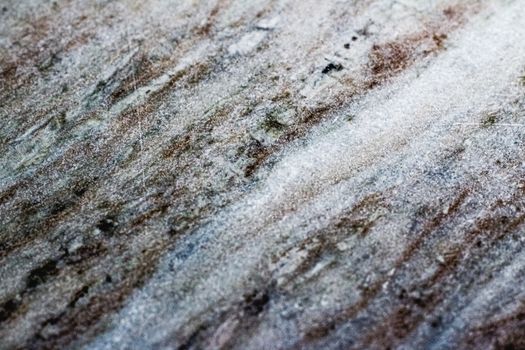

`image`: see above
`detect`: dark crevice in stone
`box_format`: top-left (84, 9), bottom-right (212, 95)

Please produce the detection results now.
top-left (243, 290), bottom-right (270, 316)
top-left (0, 298), bottom-right (21, 323)
top-left (322, 62), bottom-right (343, 74)
top-left (68, 286), bottom-right (90, 308)
top-left (26, 259), bottom-right (60, 290)
top-left (95, 216), bottom-right (118, 234)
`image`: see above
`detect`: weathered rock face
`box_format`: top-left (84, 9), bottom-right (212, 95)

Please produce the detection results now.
top-left (1, 0), bottom-right (525, 349)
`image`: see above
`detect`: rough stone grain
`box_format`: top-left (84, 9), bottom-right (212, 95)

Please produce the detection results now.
top-left (1, 0), bottom-right (525, 349)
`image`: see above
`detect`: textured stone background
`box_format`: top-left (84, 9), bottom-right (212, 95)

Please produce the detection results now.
top-left (1, 0), bottom-right (525, 349)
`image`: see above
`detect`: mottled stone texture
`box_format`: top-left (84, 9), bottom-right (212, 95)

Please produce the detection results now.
top-left (1, 0), bottom-right (525, 349)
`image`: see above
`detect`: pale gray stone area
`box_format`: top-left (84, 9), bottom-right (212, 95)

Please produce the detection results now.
top-left (1, 1), bottom-right (525, 349)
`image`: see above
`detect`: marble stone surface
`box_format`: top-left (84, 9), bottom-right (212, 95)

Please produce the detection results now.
top-left (2, 0), bottom-right (525, 349)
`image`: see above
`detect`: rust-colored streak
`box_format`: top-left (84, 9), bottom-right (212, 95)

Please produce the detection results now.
top-left (298, 188), bottom-right (470, 346)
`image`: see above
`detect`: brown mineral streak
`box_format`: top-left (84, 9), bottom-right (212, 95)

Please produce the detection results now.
top-left (298, 188), bottom-right (470, 346)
